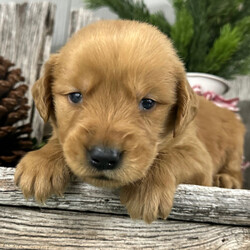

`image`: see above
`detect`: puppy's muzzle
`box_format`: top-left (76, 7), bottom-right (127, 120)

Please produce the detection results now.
top-left (87, 146), bottom-right (122, 171)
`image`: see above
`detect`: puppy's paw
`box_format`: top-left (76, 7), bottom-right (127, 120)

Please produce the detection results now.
top-left (213, 173), bottom-right (241, 189)
top-left (14, 150), bottom-right (70, 203)
top-left (120, 182), bottom-right (174, 223)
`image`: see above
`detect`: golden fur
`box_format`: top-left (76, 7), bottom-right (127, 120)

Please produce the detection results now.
top-left (14, 20), bottom-right (245, 223)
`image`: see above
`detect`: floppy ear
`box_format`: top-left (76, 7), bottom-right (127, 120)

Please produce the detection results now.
top-left (32, 54), bottom-right (58, 123)
top-left (173, 74), bottom-right (198, 137)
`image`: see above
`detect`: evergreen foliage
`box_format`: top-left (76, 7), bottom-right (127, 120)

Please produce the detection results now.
top-left (203, 24), bottom-right (242, 74)
top-left (170, 4), bottom-right (194, 62)
top-left (84, 0), bottom-right (250, 79)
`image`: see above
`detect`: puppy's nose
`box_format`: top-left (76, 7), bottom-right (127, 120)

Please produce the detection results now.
top-left (88, 146), bottom-right (121, 171)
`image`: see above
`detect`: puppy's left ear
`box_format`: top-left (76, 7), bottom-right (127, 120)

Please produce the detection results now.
top-left (32, 54), bottom-right (58, 123)
top-left (174, 74), bottom-right (198, 137)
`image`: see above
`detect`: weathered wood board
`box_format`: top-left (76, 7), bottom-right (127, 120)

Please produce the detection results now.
top-left (226, 75), bottom-right (250, 101)
top-left (0, 206), bottom-right (249, 249)
top-left (0, 2), bottom-right (55, 141)
top-left (1, 166), bottom-right (250, 226)
top-left (0, 167), bottom-right (250, 248)
top-left (0, 166), bottom-right (250, 249)
top-left (69, 8), bottom-right (100, 39)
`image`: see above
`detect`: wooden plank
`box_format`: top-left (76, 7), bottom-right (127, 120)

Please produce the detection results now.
top-left (0, 2), bottom-right (56, 141)
top-left (50, 0), bottom-right (72, 51)
top-left (1, 167), bottom-right (250, 226)
top-left (0, 206), bottom-right (249, 249)
top-left (226, 75), bottom-right (250, 101)
top-left (68, 8), bottom-right (99, 38)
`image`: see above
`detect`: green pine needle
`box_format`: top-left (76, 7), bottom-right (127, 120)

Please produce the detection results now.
top-left (84, 0), bottom-right (147, 20)
top-left (170, 7), bottom-right (194, 61)
top-left (83, 0), bottom-right (171, 35)
top-left (204, 24), bottom-right (242, 74)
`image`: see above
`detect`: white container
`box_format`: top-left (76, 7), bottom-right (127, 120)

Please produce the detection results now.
top-left (187, 72), bottom-right (229, 95)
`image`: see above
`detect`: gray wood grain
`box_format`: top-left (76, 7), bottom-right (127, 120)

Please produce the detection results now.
top-left (1, 167), bottom-right (250, 226)
top-left (69, 8), bottom-right (100, 39)
top-left (0, 206), bottom-right (249, 249)
top-left (0, 2), bottom-right (55, 141)
top-left (226, 76), bottom-right (250, 101)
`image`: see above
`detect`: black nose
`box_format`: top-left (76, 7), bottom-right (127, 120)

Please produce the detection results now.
top-left (88, 146), bottom-right (121, 171)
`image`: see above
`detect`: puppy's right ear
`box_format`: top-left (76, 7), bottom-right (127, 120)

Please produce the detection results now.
top-left (173, 73), bottom-right (198, 137)
top-left (32, 54), bottom-right (58, 122)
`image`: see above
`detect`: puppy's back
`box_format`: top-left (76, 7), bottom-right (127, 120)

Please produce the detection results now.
top-left (195, 96), bottom-right (245, 175)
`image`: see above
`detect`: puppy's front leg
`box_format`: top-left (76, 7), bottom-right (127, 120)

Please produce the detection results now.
top-left (121, 141), bottom-right (213, 223)
top-left (14, 136), bottom-right (70, 203)
top-left (120, 160), bottom-right (176, 224)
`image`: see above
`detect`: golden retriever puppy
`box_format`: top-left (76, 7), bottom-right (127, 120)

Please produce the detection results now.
top-left (14, 20), bottom-right (245, 223)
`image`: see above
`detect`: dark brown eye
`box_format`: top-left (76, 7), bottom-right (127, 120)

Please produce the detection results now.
top-left (139, 98), bottom-right (156, 110)
top-left (68, 92), bottom-right (82, 104)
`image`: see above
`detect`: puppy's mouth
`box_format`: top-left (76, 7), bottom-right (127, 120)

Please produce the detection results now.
top-left (83, 174), bottom-right (122, 188)
top-left (85, 174), bottom-right (116, 182)
top-left (93, 175), bottom-right (112, 181)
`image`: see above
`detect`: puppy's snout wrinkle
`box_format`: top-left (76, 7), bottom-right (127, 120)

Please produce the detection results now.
top-left (88, 146), bottom-right (122, 171)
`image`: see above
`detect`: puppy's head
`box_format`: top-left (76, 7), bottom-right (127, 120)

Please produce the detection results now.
top-left (32, 20), bottom-right (198, 187)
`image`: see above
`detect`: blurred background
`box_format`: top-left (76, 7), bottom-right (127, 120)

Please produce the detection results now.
top-left (0, 0), bottom-right (176, 52)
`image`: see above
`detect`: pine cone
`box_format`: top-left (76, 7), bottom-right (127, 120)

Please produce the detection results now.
top-left (0, 56), bottom-right (33, 167)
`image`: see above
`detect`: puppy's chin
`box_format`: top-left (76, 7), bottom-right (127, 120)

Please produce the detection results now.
top-left (83, 176), bottom-right (123, 188)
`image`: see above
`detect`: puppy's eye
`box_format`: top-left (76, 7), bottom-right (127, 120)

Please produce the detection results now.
top-left (68, 92), bottom-right (82, 104)
top-left (139, 98), bottom-right (156, 110)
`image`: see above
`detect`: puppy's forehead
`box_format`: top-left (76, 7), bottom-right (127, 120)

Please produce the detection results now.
top-left (56, 20), bottom-right (182, 98)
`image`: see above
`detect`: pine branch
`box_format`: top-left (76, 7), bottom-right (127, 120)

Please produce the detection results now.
top-left (170, 5), bottom-right (194, 62)
top-left (219, 16), bottom-right (250, 78)
top-left (204, 0), bottom-right (246, 54)
top-left (207, 0), bottom-right (249, 28)
top-left (203, 24), bottom-right (241, 75)
top-left (84, 0), bottom-right (171, 35)
top-left (184, 0), bottom-right (210, 71)
top-left (84, 0), bottom-right (149, 20)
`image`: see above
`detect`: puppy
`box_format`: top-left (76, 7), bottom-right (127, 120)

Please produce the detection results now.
top-left (14, 20), bottom-right (245, 223)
